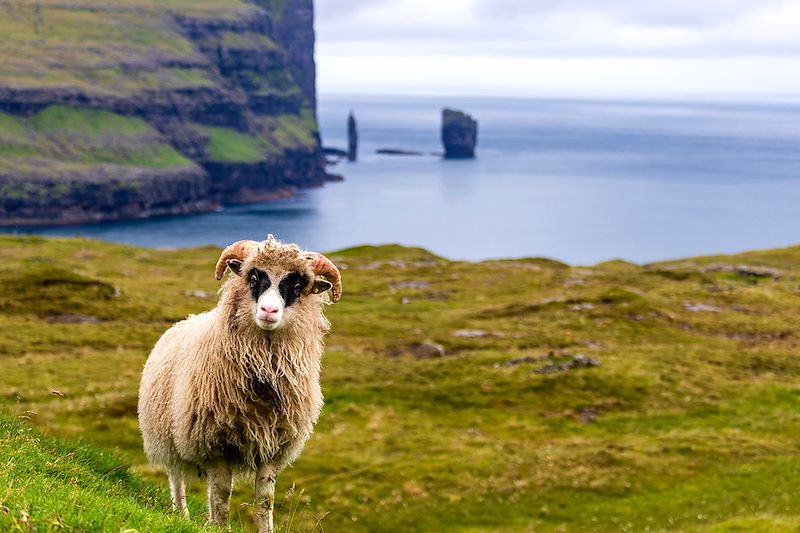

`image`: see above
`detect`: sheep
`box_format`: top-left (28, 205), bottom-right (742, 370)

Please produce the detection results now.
top-left (137, 235), bottom-right (342, 533)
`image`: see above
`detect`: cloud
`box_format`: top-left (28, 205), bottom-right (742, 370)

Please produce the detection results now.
top-left (314, 0), bottom-right (800, 96)
top-left (316, 0), bottom-right (800, 57)
top-left (316, 0), bottom-right (388, 21)
top-left (473, 0), bottom-right (778, 28)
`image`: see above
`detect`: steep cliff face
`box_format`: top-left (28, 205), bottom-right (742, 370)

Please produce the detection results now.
top-left (0, 0), bottom-right (327, 226)
top-left (267, 0), bottom-right (318, 113)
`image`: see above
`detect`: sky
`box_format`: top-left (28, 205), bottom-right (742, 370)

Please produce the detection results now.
top-left (315, 0), bottom-right (800, 98)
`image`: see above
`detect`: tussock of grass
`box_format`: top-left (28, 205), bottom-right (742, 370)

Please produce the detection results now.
top-left (2, 236), bottom-right (800, 531)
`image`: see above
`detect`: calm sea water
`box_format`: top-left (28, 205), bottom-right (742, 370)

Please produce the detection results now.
top-left (4, 94), bottom-right (800, 264)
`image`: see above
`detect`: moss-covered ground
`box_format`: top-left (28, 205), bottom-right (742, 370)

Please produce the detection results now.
top-left (2, 236), bottom-right (800, 532)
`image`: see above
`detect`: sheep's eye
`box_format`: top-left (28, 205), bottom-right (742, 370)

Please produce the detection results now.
top-left (293, 283), bottom-right (303, 295)
top-left (249, 274), bottom-right (258, 286)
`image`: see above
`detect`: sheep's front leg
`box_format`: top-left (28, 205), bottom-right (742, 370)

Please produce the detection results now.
top-left (206, 462), bottom-right (232, 527)
top-left (168, 471), bottom-right (189, 518)
top-left (255, 463), bottom-right (277, 533)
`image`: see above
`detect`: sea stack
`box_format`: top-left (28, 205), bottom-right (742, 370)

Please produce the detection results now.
top-left (347, 111), bottom-right (358, 161)
top-left (441, 108), bottom-right (478, 159)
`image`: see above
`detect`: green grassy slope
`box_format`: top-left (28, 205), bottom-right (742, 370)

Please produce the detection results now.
top-left (0, 415), bottom-right (212, 532)
top-left (0, 0), bottom-right (250, 94)
top-left (0, 106), bottom-right (193, 175)
top-left (2, 236), bottom-right (800, 531)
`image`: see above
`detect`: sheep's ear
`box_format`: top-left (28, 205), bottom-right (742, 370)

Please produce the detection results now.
top-left (226, 259), bottom-right (243, 276)
top-left (311, 279), bottom-right (333, 295)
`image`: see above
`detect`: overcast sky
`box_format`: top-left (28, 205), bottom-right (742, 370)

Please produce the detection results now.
top-left (315, 0), bottom-right (800, 98)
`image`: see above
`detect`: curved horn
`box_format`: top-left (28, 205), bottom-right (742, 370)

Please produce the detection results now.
top-left (306, 252), bottom-right (342, 303)
top-left (215, 240), bottom-right (260, 280)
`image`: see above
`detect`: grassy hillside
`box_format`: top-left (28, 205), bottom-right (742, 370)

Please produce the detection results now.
top-left (0, 106), bottom-right (194, 176)
top-left (1, 0), bottom-right (255, 95)
top-left (2, 236), bottom-right (800, 531)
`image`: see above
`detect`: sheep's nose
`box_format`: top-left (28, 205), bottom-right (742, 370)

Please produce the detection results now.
top-left (260, 305), bottom-right (279, 315)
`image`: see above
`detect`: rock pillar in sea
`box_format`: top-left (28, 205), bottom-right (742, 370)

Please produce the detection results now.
top-left (441, 108), bottom-right (478, 159)
top-left (347, 111), bottom-right (358, 161)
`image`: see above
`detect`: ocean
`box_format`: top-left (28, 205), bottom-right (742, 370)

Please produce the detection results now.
top-left (5, 94), bottom-right (800, 264)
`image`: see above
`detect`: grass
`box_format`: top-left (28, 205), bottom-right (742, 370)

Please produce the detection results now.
top-left (3, 235), bottom-right (800, 531)
top-left (0, 106), bottom-right (192, 172)
top-left (219, 31), bottom-right (279, 51)
top-left (200, 112), bottom-right (318, 163)
top-left (0, 3), bottom-right (202, 93)
top-left (0, 414), bottom-right (212, 532)
top-left (201, 126), bottom-right (269, 163)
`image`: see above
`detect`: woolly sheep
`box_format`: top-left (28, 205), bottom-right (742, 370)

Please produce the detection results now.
top-left (137, 236), bottom-right (342, 533)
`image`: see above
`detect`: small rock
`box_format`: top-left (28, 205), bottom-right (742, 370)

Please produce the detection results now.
top-left (391, 281), bottom-right (431, 290)
top-left (684, 302), bottom-right (722, 313)
top-left (570, 303), bottom-right (595, 311)
top-left (581, 340), bottom-right (607, 350)
top-left (326, 345), bottom-right (347, 352)
top-left (535, 362), bottom-right (571, 374)
top-left (401, 297), bottom-right (412, 305)
top-left (45, 314), bottom-right (99, 324)
top-left (579, 407), bottom-right (598, 424)
top-left (502, 356), bottom-right (538, 367)
top-left (452, 329), bottom-right (503, 338)
top-left (49, 389), bottom-right (65, 397)
top-left (571, 354), bottom-right (601, 368)
top-left (534, 354), bottom-right (600, 374)
top-left (185, 290), bottom-right (209, 298)
top-left (412, 341), bottom-right (446, 359)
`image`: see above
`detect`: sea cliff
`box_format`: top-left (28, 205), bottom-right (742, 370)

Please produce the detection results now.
top-left (0, 0), bottom-right (327, 225)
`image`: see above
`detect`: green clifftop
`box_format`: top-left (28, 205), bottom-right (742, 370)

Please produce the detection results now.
top-left (0, 0), bottom-right (325, 225)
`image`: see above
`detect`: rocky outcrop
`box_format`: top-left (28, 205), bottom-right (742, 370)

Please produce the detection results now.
top-left (347, 111), bottom-right (358, 161)
top-left (0, 0), bottom-right (330, 226)
top-left (441, 108), bottom-right (478, 159)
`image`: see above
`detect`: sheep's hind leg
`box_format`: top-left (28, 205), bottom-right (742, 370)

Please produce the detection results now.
top-left (168, 471), bottom-right (189, 518)
top-left (256, 463), bottom-right (277, 533)
top-left (206, 462), bottom-right (233, 527)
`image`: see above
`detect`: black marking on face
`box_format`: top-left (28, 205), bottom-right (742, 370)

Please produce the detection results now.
top-left (248, 268), bottom-right (271, 301)
top-left (278, 272), bottom-right (309, 308)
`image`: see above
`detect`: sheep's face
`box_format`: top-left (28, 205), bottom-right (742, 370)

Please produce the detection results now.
top-left (217, 237), bottom-right (341, 330)
top-left (243, 267), bottom-right (332, 330)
